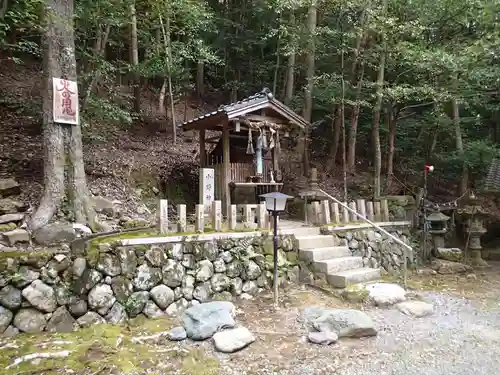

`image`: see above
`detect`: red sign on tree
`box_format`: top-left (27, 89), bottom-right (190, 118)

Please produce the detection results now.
top-left (52, 78), bottom-right (79, 125)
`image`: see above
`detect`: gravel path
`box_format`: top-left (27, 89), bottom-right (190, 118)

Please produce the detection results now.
top-left (210, 292), bottom-right (500, 375)
top-left (313, 293), bottom-right (500, 375)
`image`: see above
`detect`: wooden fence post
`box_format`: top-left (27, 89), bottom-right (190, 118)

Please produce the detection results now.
top-left (381, 199), bottom-right (389, 221)
top-left (257, 202), bottom-right (266, 229)
top-left (374, 201), bottom-right (382, 221)
top-left (356, 199), bottom-right (366, 219)
top-left (349, 201), bottom-right (357, 221)
top-left (342, 201), bottom-right (350, 223)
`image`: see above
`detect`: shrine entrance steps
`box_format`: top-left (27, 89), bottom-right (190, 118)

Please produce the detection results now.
top-left (278, 223), bottom-right (381, 288)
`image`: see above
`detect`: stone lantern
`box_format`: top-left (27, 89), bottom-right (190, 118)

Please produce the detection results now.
top-left (425, 211), bottom-right (450, 250)
top-left (298, 168), bottom-right (329, 225)
top-left (458, 193), bottom-right (489, 267)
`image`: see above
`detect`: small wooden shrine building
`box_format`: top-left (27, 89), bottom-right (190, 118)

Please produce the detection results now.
top-left (181, 88), bottom-right (308, 217)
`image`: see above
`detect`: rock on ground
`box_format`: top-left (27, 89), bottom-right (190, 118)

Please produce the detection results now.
top-left (167, 326), bottom-right (187, 341)
top-left (303, 307), bottom-right (377, 338)
top-left (212, 327), bottom-right (255, 353)
top-left (308, 331), bottom-right (339, 345)
top-left (182, 301), bottom-right (236, 340)
top-left (365, 283), bottom-right (406, 306)
top-left (396, 300), bottom-right (434, 317)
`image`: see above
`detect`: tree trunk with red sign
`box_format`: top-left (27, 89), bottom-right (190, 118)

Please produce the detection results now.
top-left (29, 0), bottom-right (94, 231)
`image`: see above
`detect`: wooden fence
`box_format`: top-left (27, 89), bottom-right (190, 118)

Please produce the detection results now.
top-left (156, 198), bottom-right (392, 234)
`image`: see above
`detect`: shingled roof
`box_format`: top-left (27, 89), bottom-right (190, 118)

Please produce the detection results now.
top-left (181, 88), bottom-right (308, 131)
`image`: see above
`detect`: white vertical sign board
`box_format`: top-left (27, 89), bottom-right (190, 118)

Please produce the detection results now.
top-left (52, 78), bottom-right (79, 125)
top-left (199, 168), bottom-right (215, 214)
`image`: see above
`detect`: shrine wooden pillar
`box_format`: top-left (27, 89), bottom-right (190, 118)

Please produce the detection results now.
top-left (222, 120), bottom-right (231, 218)
top-left (199, 129), bottom-right (206, 166)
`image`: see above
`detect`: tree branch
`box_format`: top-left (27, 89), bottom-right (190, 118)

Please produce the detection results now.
top-left (0, 0), bottom-right (8, 19)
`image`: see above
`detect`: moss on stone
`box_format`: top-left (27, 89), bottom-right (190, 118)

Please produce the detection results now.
top-left (342, 284), bottom-right (369, 302)
top-left (0, 223), bottom-right (16, 232)
top-left (0, 317), bottom-right (219, 375)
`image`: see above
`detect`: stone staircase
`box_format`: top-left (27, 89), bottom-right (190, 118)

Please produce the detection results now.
top-left (280, 224), bottom-right (380, 288)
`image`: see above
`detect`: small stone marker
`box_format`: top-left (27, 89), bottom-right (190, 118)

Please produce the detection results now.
top-left (374, 201), bottom-right (382, 221)
top-left (356, 199), bottom-right (366, 219)
top-left (212, 200), bottom-right (222, 231)
top-left (157, 199), bottom-right (168, 234)
top-left (199, 168), bottom-right (215, 214)
top-left (341, 202), bottom-right (349, 223)
top-left (229, 204), bottom-right (237, 230)
top-left (331, 202), bottom-right (340, 223)
top-left (195, 204), bottom-right (204, 233)
top-left (212, 326), bottom-right (255, 353)
top-left (366, 201), bottom-right (375, 221)
top-left (321, 200), bottom-right (331, 224)
top-left (349, 201), bottom-right (357, 221)
top-left (243, 205), bottom-right (253, 226)
top-left (257, 202), bottom-right (266, 229)
top-left (177, 204), bottom-right (186, 232)
top-left (381, 199), bottom-right (389, 221)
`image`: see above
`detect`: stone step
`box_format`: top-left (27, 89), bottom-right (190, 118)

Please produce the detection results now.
top-left (296, 235), bottom-right (336, 250)
top-left (299, 246), bottom-right (351, 262)
top-left (327, 268), bottom-right (381, 288)
top-left (278, 226), bottom-right (321, 237)
top-left (313, 256), bottom-right (363, 274)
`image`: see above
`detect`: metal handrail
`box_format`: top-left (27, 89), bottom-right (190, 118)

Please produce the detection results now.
top-left (317, 188), bottom-right (411, 288)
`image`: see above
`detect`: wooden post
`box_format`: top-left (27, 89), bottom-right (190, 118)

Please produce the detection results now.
top-left (349, 201), bottom-right (357, 221)
top-left (199, 129), bottom-right (206, 167)
top-left (374, 201), bottom-right (382, 221)
top-left (177, 204), bottom-right (186, 232)
top-left (342, 201), bottom-right (349, 223)
top-left (157, 199), bottom-right (168, 234)
top-left (212, 200), bottom-right (222, 231)
top-left (228, 204), bottom-right (237, 230)
top-left (195, 204), bottom-right (204, 232)
top-left (331, 202), bottom-right (340, 223)
top-left (257, 202), bottom-right (266, 229)
top-left (222, 120), bottom-right (231, 218)
top-left (356, 199), bottom-right (366, 219)
top-left (381, 199), bottom-right (389, 221)
top-left (321, 200), bottom-right (331, 224)
top-left (366, 201), bottom-right (375, 221)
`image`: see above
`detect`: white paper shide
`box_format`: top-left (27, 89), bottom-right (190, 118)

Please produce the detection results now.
top-left (52, 77), bottom-right (79, 125)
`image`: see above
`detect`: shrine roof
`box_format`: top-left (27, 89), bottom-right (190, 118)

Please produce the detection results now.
top-left (181, 88), bottom-right (308, 131)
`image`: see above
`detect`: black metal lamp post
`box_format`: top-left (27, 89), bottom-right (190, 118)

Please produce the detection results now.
top-left (259, 191), bottom-right (293, 306)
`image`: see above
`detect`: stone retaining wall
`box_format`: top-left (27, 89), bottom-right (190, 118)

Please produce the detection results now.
top-left (321, 224), bottom-right (413, 273)
top-left (0, 234), bottom-right (299, 336)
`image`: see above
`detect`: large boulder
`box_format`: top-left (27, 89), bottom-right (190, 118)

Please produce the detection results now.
top-left (303, 307), bottom-right (377, 338)
top-left (21, 280), bottom-right (57, 313)
top-left (33, 223), bottom-right (77, 245)
top-left (182, 301), bottom-right (236, 340)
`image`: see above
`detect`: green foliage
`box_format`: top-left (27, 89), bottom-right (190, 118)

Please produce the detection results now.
top-left (1, 0), bottom-right (499, 191)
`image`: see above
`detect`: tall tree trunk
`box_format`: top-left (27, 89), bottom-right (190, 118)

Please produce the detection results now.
top-left (347, 28), bottom-right (366, 173)
top-left (372, 0), bottom-right (388, 200)
top-left (196, 61), bottom-right (204, 101)
top-left (30, 0), bottom-right (94, 231)
top-left (386, 105), bottom-right (397, 190)
top-left (302, 0), bottom-right (317, 176)
top-left (284, 12), bottom-right (295, 106)
top-left (159, 13), bottom-right (176, 143)
top-left (326, 105), bottom-right (341, 171)
top-left (452, 94), bottom-right (468, 194)
top-left (82, 24), bottom-right (111, 111)
top-left (129, 2), bottom-right (140, 114)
